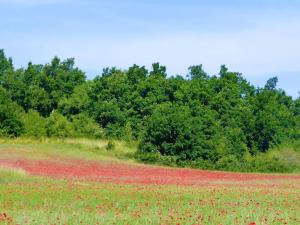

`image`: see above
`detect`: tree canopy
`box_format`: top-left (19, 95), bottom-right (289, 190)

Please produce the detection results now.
top-left (0, 49), bottom-right (299, 171)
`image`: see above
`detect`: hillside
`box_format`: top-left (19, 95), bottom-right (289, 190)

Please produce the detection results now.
top-left (0, 139), bottom-right (300, 224)
top-left (1, 50), bottom-right (300, 172)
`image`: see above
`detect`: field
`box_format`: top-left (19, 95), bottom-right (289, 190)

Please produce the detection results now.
top-left (0, 139), bottom-right (300, 225)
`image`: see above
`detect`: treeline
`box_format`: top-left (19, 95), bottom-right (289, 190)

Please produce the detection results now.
top-left (0, 49), bottom-right (299, 171)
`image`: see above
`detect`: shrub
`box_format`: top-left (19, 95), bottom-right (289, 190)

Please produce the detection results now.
top-left (249, 154), bottom-right (293, 173)
top-left (215, 155), bottom-right (242, 171)
top-left (104, 123), bottom-right (132, 140)
top-left (134, 151), bottom-right (177, 167)
top-left (106, 140), bottom-right (115, 151)
top-left (20, 110), bottom-right (47, 137)
top-left (71, 113), bottom-right (103, 138)
top-left (46, 111), bottom-right (74, 138)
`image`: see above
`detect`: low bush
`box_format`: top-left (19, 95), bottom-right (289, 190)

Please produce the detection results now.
top-left (46, 111), bottom-right (74, 138)
top-left (135, 144), bottom-right (300, 173)
top-left (71, 113), bottom-right (103, 138)
top-left (134, 152), bottom-right (177, 167)
top-left (106, 140), bottom-right (115, 151)
top-left (20, 110), bottom-right (47, 138)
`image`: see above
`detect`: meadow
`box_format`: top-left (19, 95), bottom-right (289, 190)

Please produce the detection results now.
top-left (0, 139), bottom-right (300, 225)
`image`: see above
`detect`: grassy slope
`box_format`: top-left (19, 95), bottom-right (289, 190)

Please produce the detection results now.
top-left (0, 138), bottom-right (300, 225)
top-left (0, 138), bottom-right (137, 162)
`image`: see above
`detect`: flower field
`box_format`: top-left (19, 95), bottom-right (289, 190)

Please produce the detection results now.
top-left (0, 139), bottom-right (300, 225)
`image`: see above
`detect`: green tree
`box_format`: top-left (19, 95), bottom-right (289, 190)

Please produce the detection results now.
top-left (188, 65), bottom-right (208, 80)
top-left (265, 76), bottom-right (278, 90)
top-left (139, 103), bottom-right (222, 162)
top-left (0, 49), bottom-right (13, 77)
top-left (58, 83), bottom-right (91, 116)
top-left (0, 87), bottom-right (24, 137)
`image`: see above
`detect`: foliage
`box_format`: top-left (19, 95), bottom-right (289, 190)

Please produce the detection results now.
top-left (106, 140), bottom-right (115, 151)
top-left (0, 49), bottom-right (299, 171)
top-left (20, 110), bottom-right (47, 137)
top-left (0, 87), bottom-right (24, 137)
top-left (138, 103), bottom-right (222, 162)
top-left (70, 113), bottom-right (103, 138)
top-left (45, 111), bottom-right (74, 138)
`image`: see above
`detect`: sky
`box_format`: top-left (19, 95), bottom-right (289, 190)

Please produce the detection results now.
top-left (0, 0), bottom-right (299, 98)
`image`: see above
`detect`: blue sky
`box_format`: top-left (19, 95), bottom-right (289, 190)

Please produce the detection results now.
top-left (0, 0), bottom-right (299, 97)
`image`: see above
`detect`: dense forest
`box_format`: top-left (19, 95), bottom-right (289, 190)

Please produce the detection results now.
top-left (0, 49), bottom-right (299, 172)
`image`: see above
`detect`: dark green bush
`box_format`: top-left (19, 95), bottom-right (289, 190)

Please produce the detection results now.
top-left (106, 141), bottom-right (115, 151)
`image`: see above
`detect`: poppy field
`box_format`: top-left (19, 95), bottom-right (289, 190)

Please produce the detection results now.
top-left (0, 139), bottom-right (300, 225)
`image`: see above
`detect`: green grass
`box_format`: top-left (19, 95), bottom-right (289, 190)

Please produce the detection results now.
top-left (0, 138), bottom-right (137, 162)
top-left (0, 171), bottom-right (299, 225)
top-left (0, 139), bottom-right (300, 225)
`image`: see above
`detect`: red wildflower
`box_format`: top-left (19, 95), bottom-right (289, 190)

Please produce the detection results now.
top-left (1, 158), bottom-right (300, 186)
